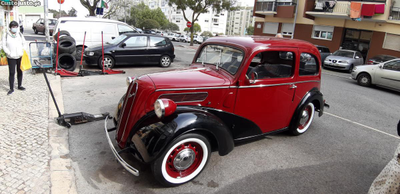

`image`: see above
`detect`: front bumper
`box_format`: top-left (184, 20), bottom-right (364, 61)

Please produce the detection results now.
top-left (104, 116), bottom-right (139, 176)
top-left (84, 55), bottom-right (98, 65)
top-left (324, 62), bottom-right (351, 70)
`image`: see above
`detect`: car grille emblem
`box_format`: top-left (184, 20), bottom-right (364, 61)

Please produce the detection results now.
top-left (333, 60), bottom-right (337, 63)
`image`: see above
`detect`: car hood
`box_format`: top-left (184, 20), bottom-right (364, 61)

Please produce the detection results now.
top-left (148, 67), bottom-right (228, 89)
top-left (86, 44), bottom-right (115, 52)
top-left (326, 56), bottom-right (353, 61)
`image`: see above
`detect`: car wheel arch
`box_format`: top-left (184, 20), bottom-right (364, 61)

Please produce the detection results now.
top-left (357, 71), bottom-right (373, 84)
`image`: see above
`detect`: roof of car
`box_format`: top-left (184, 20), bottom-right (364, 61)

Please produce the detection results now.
top-left (57, 17), bottom-right (130, 26)
top-left (205, 36), bottom-right (317, 51)
top-left (123, 33), bottom-right (164, 38)
top-left (337, 49), bottom-right (357, 53)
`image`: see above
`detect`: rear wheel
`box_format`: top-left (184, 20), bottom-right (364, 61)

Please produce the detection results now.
top-left (160, 55), bottom-right (171, 67)
top-left (357, 73), bottom-right (371, 87)
top-left (34, 28), bottom-right (38, 34)
top-left (152, 133), bottom-right (210, 187)
top-left (290, 102), bottom-right (315, 135)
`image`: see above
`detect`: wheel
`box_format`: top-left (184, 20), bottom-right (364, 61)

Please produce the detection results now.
top-left (290, 102), bottom-right (315, 135)
top-left (152, 133), bottom-right (211, 186)
top-left (160, 55), bottom-right (172, 67)
top-left (98, 55), bottom-right (115, 69)
top-left (357, 73), bottom-right (371, 87)
top-left (57, 53), bottom-right (77, 71)
top-left (348, 64), bottom-right (354, 73)
top-left (75, 46), bottom-right (84, 61)
top-left (53, 30), bottom-right (71, 40)
top-left (34, 28), bottom-right (38, 34)
top-left (58, 36), bottom-right (76, 54)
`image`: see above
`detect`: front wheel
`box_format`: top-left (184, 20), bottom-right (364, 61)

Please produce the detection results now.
top-left (290, 102), bottom-right (315, 135)
top-left (152, 133), bottom-right (211, 187)
top-left (357, 73), bottom-right (371, 87)
top-left (98, 55), bottom-right (115, 69)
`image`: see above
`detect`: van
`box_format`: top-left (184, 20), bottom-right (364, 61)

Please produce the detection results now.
top-left (54, 17), bottom-right (138, 57)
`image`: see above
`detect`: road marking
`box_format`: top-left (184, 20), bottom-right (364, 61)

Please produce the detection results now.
top-left (325, 112), bottom-right (400, 140)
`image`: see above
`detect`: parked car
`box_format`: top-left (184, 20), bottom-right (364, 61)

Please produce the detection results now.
top-left (166, 33), bottom-right (177, 41)
top-left (173, 33), bottom-right (181, 41)
top-left (193, 35), bottom-right (204, 44)
top-left (54, 17), bottom-right (139, 59)
top-left (315, 45), bottom-right (331, 62)
top-left (143, 29), bottom-right (156, 34)
top-left (323, 49), bottom-right (364, 72)
top-left (366, 54), bottom-right (397, 65)
top-left (179, 34), bottom-right (188, 42)
top-left (156, 31), bottom-right (164, 36)
top-left (105, 36), bottom-right (328, 186)
top-left (84, 33), bottom-right (175, 68)
top-left (351, 58), bottom-right (400, 91)
top-left (32, 18), bottom-right (56, 35)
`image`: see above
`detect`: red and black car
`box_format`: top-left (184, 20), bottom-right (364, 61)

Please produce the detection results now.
top-left (105, 36), bottom-right (329, 186)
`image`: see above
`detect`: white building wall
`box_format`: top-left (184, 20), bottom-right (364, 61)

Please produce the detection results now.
top-left (226, 7), bottom-right (254, 36)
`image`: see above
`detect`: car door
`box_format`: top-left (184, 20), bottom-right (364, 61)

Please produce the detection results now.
top-left (234, 48), bottom-right (298, 133)
top-left (374, 60), bottom-right (400, 90)
top-left (147, 36), bottom-right (169, 64)
top-left (113, 35), bottom-right (148, 65)
top-left (38, 19), bottom-right (44, 32)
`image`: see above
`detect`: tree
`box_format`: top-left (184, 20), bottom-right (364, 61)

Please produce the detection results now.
top-left (184, 23), bottom-right (201, 35)
top-left (168, 0), bottom-right (236, 46)
top-left (128, 3), bottom-right (168, 29)
top-left (201, 31), bottom-right (213, 37)
top-left (80, 0), bottom-right (100, 16)
top-left (162, 22), bottom-right (180, 32)
top-left (49, 9), bottom-right (67, 18)
top-left (142, 19), bottom-right (160, 30)
top-left (68, 8), bottom-right (77, 17)
top-left (246, 26), bottom-right (254, 35)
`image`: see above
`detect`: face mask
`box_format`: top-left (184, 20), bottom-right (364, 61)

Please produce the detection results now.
top-left (11, 28), bottom-right (18, 33)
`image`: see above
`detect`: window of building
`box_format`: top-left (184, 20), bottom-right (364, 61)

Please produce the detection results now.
top-left (262, 22), bottom-right (279, 34)
top-left (281, 23), bottom-right (293, 36)
top-left (312, 25), bottom-right (334, 40)
top-left (176, 11), bottom-right (181, 14)
top-left (214, 23), bottom-right (219, 26)
top-left (383, 33), bottom-right (400, 52)
top-left (299, 53), bottom-right (319, 76)
top-left (176, 18), bottom-right (181, 23)
top-left (213, 19), bottom-right (218, 23)
top-left (205, 20), bottom-right (209, 22)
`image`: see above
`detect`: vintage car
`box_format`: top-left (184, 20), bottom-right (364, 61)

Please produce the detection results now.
top-left (105, 36), bottom-right (328, 186)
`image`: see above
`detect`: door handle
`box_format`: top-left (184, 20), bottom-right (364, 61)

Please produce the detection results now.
top-left (289, 84), bottom-right (297, 89)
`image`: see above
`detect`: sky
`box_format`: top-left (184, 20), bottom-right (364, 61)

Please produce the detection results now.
top-left (47, 0), bottom-right (255, 18)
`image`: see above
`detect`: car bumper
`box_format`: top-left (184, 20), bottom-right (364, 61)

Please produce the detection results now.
top-left (84, 55), bottom-right (98, 65)
top-left (350, 71), bottom-right (358, 80)
top-left (104, 116), bottom-right (140, 176)
top-left (324, 62), bottom-right (351, 70)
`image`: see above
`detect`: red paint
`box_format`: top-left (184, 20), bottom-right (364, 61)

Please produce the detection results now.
top-left (57, 0), bottom-right (65, 4)
top-left (116, 36), bottom-right (322, 148)
top-left (186, 21), bottom-right (192, 28)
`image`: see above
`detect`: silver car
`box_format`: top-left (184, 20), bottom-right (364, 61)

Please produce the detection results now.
top-left (351, 58), bottom-right (400, 92)
top-left (323, 50), bottom-right (364, 72)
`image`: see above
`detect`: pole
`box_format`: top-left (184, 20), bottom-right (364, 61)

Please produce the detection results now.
top-left (101, 31), bottom-right (105, 73)
top-left (79, 31), bottom-right (86, 71)
top-left (55, 29), bottom-right (60, 74)
top-left (44, 0), bottom-right (50, 42)
top-left (291, 0), bottom-right (299, 39)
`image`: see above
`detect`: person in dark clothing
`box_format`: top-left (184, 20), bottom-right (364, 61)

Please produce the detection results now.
top-left (2, 21), bottom-right (27, 95)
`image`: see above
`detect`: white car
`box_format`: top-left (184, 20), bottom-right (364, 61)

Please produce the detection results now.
top-left (351, 58), bottom-right (400, 92)
top-left (193, 35), bottom-right (203, 44)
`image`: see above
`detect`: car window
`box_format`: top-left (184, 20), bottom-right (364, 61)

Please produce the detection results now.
top-left (323, 48), bottom-right (330, 53)
top-left (333, 50), bottom-right (354, 58)
top-left (118, 25), bottom-right (135, 35)
top-left (356, 52), bottom-right (363, 58)
top-left (383, 60), bottom-right (400, 71)
top-left (299, 53), bottom-right (319, 76)
top-left (124, 36), bottom-right (147, 47)
top-left (150, 37), bottom-right (167, 47)
top-left (108, 34), bottom-right (126, 45)
top-left (247, 51), bottom-right (295, 79)
top-left (196, 44), bottom-right (244, 75)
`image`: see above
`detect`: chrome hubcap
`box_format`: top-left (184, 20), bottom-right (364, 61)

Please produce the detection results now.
top-left (299, 109), bottom-right (310, 126)
top-left (103, 58), bottom-right (112, 68)
top-left (161, 57), bottom-right (170, 66)
top-left (173, 149), bottom-right (195, 171)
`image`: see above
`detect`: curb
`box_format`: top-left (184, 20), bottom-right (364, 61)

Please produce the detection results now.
top-left (48, 75), bottom-right (77, 194)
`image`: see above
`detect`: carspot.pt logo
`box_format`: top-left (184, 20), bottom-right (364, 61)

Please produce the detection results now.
top-left (1, 0), bottom-right (41, 7)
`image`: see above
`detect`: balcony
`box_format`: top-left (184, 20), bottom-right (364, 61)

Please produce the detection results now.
top-left (255, 1), bottom-right (277, 15)
top-left (305, 1), bottom-right (350, 19)
top-left (254, 0), bottom-right (296, 18)
top-left (389, 7), bottom-right (400, 20)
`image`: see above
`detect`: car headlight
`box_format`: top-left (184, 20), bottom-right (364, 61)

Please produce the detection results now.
top-left (126, 77), bottom-right (133, 86)
top-left (154, 99), bottom-right (177, 119)
top-left (87, 52), bottom-right (95, 56)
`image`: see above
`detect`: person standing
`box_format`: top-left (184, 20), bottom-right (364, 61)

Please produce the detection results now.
top-left (2, 21), bottom-right (27, 95)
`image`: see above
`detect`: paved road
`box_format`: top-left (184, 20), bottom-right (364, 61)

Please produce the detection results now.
top-left (61, 45), bottom-right (400, 193)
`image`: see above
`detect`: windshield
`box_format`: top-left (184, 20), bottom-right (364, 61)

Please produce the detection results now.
top-left (195, 45), bottom-right (244, 75)
top-left (49, 20), bottom-right (56, 25)
top-left (333, 50), bottom-right (354, 58)
top-left (108, 34), bottom-right (127, 45)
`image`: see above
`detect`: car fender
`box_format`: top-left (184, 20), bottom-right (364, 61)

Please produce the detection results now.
top-left (128, 107), bottom-right (234, 163)
top-left (289, 88), bottom-right (324, 130)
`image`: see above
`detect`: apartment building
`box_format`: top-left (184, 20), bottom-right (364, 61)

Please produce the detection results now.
top-left (253, 0), bottom-right (400, 59)
top-left (226, 7), bottom-right (255, 35)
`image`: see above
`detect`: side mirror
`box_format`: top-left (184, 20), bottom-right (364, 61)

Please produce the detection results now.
top-left (249, 72), bottom-right (258, 84)
top-left (121, 43), bottom-right (126, 48)
top-left (379, 65), bottom-right (383, 69)
top-left (111, 37), bottom-right (115, 39)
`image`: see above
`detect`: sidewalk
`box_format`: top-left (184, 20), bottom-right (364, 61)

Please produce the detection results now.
top-left (0, 66), bottom-right (76, 194)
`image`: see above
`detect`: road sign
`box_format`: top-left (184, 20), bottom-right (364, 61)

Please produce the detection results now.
top-left (187, 21), bottom-right (192, 28)
top-left (57, 0), bottom-right (65, 4)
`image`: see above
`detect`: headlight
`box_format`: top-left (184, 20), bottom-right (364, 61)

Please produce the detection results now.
top-left (87, 52), bottom-right (94, 56)
top-left (126, 77), bottom-right (133, 86)
top-left (340, 61), bottom-right (349, 64)
top-left (154, 99), bottom-right (177, 119)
